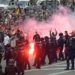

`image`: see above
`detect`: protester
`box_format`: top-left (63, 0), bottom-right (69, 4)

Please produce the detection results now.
top-left (5, 59), bottom-right (17, 75)
top-left (58, 33), bottom-right (65, 61)
top-left (65, 32), bottom-right (75, 70)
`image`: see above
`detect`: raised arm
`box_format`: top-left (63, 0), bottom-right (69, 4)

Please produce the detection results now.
top-left (54, 29), bottom-right (57, 36)
top-left (50, 28), bottom-right (52, 37)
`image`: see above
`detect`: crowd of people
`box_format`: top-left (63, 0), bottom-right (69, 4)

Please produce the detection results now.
top-left (0, 25), bottom-right (75, 75)
top-left (0, 0), bottom-right (75, 25)
top-left (33, 30), bottom-right (75, 70)
top-left (0, 1), bottom-right (75, 30)
top-left (0, 1), bottom-right (75, 75)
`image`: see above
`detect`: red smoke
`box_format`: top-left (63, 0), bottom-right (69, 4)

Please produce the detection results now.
top-left (19, 6), bottom-right (75, 41)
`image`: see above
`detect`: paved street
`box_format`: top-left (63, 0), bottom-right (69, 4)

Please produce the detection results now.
top-left (25, 61), bottom-right (75, 75)
top-left (1, 57), bottom-right (75, 75)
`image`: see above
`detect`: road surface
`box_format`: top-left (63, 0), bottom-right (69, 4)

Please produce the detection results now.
top-left (25, 61), bottom-right (75, 75)
top-left (2, 60), bottom-right (75, 75)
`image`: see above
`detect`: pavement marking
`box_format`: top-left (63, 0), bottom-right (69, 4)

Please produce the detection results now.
top-left (48, 71), bottom-right (72, 75)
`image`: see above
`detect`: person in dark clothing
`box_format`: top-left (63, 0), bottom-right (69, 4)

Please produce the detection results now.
top-left (16, 35), bottom-right (26, 56)
top-left (4, 46), bottom-right (15, 66)
top-left (16, 29), bottom-right (23, 40)
top-left (0, 32), bottom-right (4, 43)
top-left (58, 33), bottom-right (64, 61)
top-left (16, 50), bottom-right (25, 75)
top-left (16, 36), bottom-right (28, 73)
top-left (44, 36), bottom-right (51, 64)
top-left (0, 51), bottom-right (2, 65)
top-left (0, 27), bottom-right (4, 43)
top-left (0, 29), bottom-right (4, 65)
top-left (71, 0), bottom-right (75, 11)
top-left (24, 40), bottom-right (31, 70)
top-left (50, 29), bottom-right (57, 62)
top-left (40, 38), bottom-right (46, 65)
top-left (60, 0), bottom-right (67, 6)
top-left (33, 32), bottom-right (41, 43)
top-left (5, 59), bottom-right (17, 75)
top-left (33, 32), bottom-right (41, 68)
top-left (0, 65), bottom-right (3, 75)
top-left (65, 35), bottom-right (75, 70)
top-left (34, 42), bottom-right (41, 69)
top-left (17, 37), bottom-right (31, 69)
top-left (64, 31), bottom-right (70, 59)
top-left (50, 29), bottom-right (57, 40)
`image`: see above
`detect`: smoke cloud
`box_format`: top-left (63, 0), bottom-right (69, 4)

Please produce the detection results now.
top-left (19, 5), bottom-right (75, 41)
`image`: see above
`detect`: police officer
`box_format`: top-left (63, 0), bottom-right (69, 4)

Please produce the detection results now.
top-left (58, 33), bottom-right (64, 61)
top-left (40, 38), bottom-right (46, 65)
top-left (33, 32), bottom-right (41, 68)
top-left (64, 31), bottom-right (70, 60)
top-left (33, 32), bottom-right (40, 43)
top-left (44, 36), bottom-right (51, 64)
top-left (65, 33), bottom-right (75, 70)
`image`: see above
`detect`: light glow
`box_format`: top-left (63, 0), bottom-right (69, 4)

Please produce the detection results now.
top-left (29, 42), bottom-right (34, 55)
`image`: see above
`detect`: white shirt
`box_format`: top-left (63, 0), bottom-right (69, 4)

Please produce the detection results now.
top-left (3, 35), bottom-right (10, 46)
